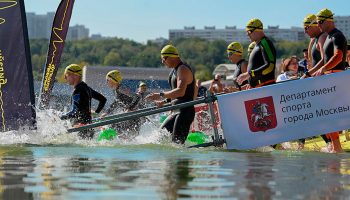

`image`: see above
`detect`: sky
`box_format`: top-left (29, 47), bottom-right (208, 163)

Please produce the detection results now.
top-left (25, 0), bottom-right (350, 43)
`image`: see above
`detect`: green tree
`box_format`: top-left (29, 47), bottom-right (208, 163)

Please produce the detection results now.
top-left (29, 37), bottom-right (315, 82)
top-left (103, 50), bottom-right (122, 66)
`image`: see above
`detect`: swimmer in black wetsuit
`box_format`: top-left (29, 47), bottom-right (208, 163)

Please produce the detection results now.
top-left (298, 14), bottom-right (331, 149)
top-left (302, 14), bottom-right (328, 75)
top-left (237, 18), bottom-right (276, 89)
top-left (136, 82), bottom-right (150, 109)
top-left (146, 45), bottom-right (196, 144)
top-left (313, 9), bottom-right (347, 76)
top-left (100, 70), bottom-right (142, 138)
top-left (227, 41), bottom-right (248, 91)
top-left (60, 64), bottom-right (107, 139)
top-left (310, 8), bottom-right (347, 153)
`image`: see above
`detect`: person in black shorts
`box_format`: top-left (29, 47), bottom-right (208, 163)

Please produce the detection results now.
top-left (237, 18), bottom-right (276, 89)
top-left (146, 45), bottom-right (196, 144)
top-left (60, 64), bottom-right (107, 139)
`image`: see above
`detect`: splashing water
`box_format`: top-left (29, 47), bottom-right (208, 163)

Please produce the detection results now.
top-left (0, 109), bottom-right (171, 146)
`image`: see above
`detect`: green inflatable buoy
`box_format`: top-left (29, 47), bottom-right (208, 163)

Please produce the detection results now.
top-left (159, 115), bottom-right (167, 124)
top-left (98, 128), bottom-right (118, 141)
top-left (186, 131), bottom-right (209, 144)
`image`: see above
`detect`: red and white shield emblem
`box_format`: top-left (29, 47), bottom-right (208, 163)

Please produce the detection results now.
top-left (244, 96), bottom-right (277, 132)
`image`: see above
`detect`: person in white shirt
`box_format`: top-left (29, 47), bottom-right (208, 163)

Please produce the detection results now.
top-left (276, 56), bottom-right (299, 83)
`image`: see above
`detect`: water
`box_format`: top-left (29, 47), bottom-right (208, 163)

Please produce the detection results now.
top-left (0, 111), bottom-right (349, 199)
top-left (0, 146), bottom-right (349, 200)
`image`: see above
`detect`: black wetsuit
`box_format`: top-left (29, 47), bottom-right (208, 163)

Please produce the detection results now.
top-left (61, 81), bottom-right (106, 138)
top-left (233, 59), bottom-right (248, 90)
top-left (298, 33), bottom-right (331, 145)
top-left (247, 37), bottom-right (276, 88)
top-left (311, 33), bottom-right (323, 67)
top-left (161, 62), bottom-right (196, 144)
top-left (322, 28), bottom-right (347, 72)
top-left (105, 89), bottom-right (142, 137)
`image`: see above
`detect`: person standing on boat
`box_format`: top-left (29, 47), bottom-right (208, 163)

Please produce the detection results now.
top-left (236, 18), bottom-right (276, 89)
top-left (146, 45), bottom-right (196, 144)
top-left (100, 70), bottom-right (142, 137)
top-left (306, 9), bottom-right (347, 153)
top-left (60, 64), bottom-right (107, 139)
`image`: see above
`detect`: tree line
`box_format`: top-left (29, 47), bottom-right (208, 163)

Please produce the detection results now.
top-left (29, 37), bottom-right (310, 82)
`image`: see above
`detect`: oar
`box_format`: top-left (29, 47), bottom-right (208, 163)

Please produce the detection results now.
top-left (92, 104), bottom-right (172, 123)
top-left (67, 95), bottom-right (217, 133)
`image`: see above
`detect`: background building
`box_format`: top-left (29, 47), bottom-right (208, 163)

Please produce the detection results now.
top-left (169, 26), bottom-right (306, 43)
top-left (335, 16), bottom-right (350, 39)
top-left (26, 12), bottom-right (90, 40)
top-left (66, 24), bottom-right (89, 40)
top-left (26, 12), bottom-right (55, 39)
top-left (169, 16), bottom-right (350, 43)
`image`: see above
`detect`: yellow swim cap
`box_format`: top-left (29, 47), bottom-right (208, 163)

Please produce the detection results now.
top-left (160, 45), bottom-right (179, 58)
top-left (248, 42), bottom-right (256, 53)
top-left (317, 8), bottom-right (334, 21)
top-left (64, 64), bottom-right (82, 76)
top-left (106, 70), bottom-right (122, 84)
top-left (246, 18), bottom-right (263, 31)
top-left (227, 42), bottom-right (243, 55)
top-left (139, 81), bottom-right (146, 87)
top-left (303, 14), bottom-right (318, 27)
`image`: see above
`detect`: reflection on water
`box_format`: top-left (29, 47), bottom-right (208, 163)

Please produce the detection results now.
top-left (0, 146), bottom-right (349, 199)
top-left (245, 153), bottom-right (275, 199)
top-left (0, 147), bottom-right (34, 199)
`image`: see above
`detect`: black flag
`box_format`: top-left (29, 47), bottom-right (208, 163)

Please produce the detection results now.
top-left (39, 0), bottom-right (75, 108)
top-left (0, 0), bottom-right (36, 131)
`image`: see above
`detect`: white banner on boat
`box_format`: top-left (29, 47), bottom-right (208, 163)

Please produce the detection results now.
top-left (217, 70), bottom-right (350, 150)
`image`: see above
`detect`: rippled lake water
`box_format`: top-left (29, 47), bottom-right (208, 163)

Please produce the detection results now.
top-left (0, 145), bottom-right (349, 200)
top-left (0, 110), bottom-right (349, 199)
